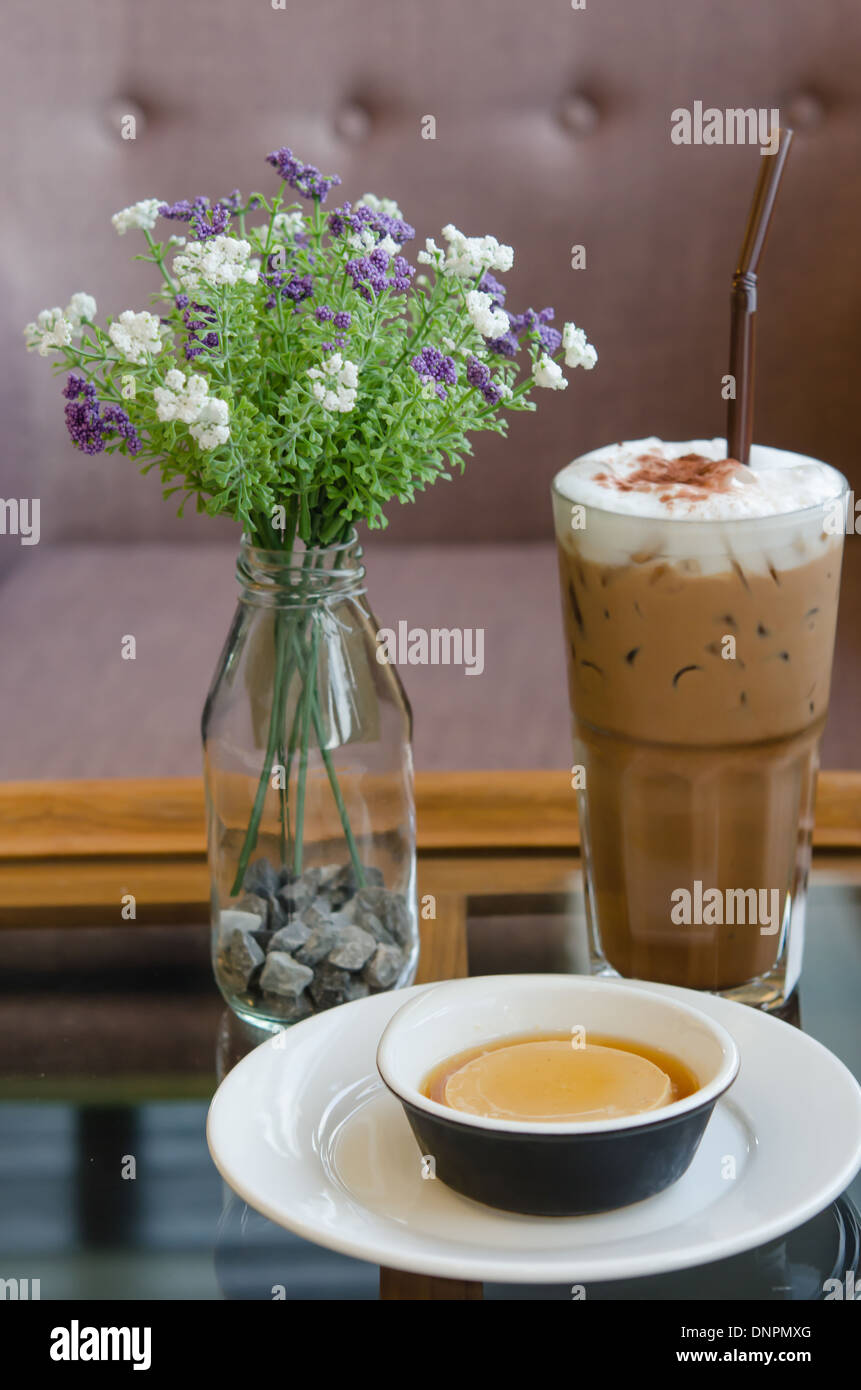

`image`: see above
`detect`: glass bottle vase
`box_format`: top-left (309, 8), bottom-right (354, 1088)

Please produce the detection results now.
top-left (202, 530), bottom-right (418, 1030)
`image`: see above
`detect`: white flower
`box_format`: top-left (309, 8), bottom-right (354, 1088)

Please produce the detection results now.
top-left (153, 369), bottom-right (229, 449)
top-left (562, 322), bottom-right (598, 371)
top-left (465, 289), bottom-right (509, 339)
top-left (438, 224), bottom-right (514, 278)
top-left (108, 309), bottom-right (164, 363)
top-left (166, 235), bottom-right (186, 249)
top-left (189, 397), bottom-right (230, 450)
top-left (271, 210), bottom-right (305, 241)
top-left (154, 370), bottom-right (209, 424)
top-left (532, 354), bottom-right (568, 391)
top-left (111, 199), bottom-right (163, 235)
top-left (306, 352), bottom-right (360, 413)
top-left (64, 293), bottom-right (97, 334)
top-left (348, 227), bottom-right (377, 252)
top-left (377, 234), bottom-right (400, 257)
top-left (172, 235), bottom-right (258, 292)
top-left (417, 238), bottom-right (444, 267)
top-left (23, 307), bottom-right (73, 356)
top-left (356, 193), bottom-right (402, 218)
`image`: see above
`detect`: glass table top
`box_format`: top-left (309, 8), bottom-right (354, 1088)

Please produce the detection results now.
top-left (1, 866), bottom-right (859, 1300)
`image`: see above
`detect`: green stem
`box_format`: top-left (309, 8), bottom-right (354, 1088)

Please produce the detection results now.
top-left (292, 616), bottom-right (320, 876)
top-left (311, 700), bottom-right (365, 886)
top-left (229, 613), bottom-right (290, 895)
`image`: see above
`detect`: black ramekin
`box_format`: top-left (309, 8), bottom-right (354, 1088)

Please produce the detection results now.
top-left (377, 974), bottom-right (739, 1217)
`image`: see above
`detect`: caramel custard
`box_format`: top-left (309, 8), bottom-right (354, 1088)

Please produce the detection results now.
top-left (423, 1032), bottom-right (698, 1123)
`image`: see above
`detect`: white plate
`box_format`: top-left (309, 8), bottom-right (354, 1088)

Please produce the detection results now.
top-left (206, 979), bottom-right (861, 1283)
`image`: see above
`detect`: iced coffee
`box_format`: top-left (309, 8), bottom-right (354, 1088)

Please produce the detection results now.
top-left (552, 439), bottom-right (847, 1007)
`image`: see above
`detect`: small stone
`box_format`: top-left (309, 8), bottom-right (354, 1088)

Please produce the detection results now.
top-left (260, 951), bottom-right (314, 999)
top-left (273, 879), bottom-right (314, 920)
top-left (310, 963), bottom-right (351, 1010)
top-left (218, 925), bottom-right (265, 994)
top-left (236, 893), bottom-right (272, 928)
top-left (262, 991), bottom-right (314, 1024)
top-left (277, 866), bottom-right (297, 889)
top-left (270, 919), bottom-right (312, 953)
top-left (294, 921), bottom-right (340, 966)
top-left (359, 865), bottom-right (385, 890)
top-left (354, 888), bottom-right (412, 945)
top-left (363, 944), bottom-right (405, 990)
top-left (316, 864), bottom-right (355, 910)
top-left (327, 925), bottom-right (376, 972)
top-left (301, 867), bottom-right (324, 895)
top-left (243, 858), bottom-right (280, 900)
top-left (220, 908), bottom-right (266, 939)
top-left (344, 979), bottom-right (370, 1002)
top-left (352, 905), bottom-right (395, 945)
top-left (300, 905), bottom-right (334, 935)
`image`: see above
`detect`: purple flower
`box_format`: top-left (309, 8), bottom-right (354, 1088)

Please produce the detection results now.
top-left (63, 376), bottom-right (141, 455)
top-left (100, 404), bottom-right (142, 451)
top-left (315, 305), bottom-right (335, 322)
top-left (486, 332), bottom-right (519, 359)
top-left (488, 303), bottom-right (559, 360)
top-left (375, 212), bottom-right (415, 245)
top-left (63, 373), bottom-right (95, 401)
top-left (466, 355), bottom-right (504, 405)
top-left (219, 189), bottom-right (243, 213)
top-left (327, 201), bottom-right (415, 245)
top-left (346, 256), bottom-right (386, 302)
top-left (283, 273), bottom-right (313, 303)
top-left (333, 311), bottom-right (352, 330)
top-left (411, 346), bottom-right (457, 399)
top-left (191, 202), bottom-right (230, 240)
top-left (266, 147), bottom-right (341, 203)
top-left (466, 356), bottom-right (490, 390)
top-left (159, 199), bottom-right (195, 222)
top-left (175, 293), bottom-right (190, 311)
top-left (181, 302), bottom-right (218, 358)
top-left (347, 253), bottom-right (413, 302)
top-left (478, 272), bottom-right (507, 308)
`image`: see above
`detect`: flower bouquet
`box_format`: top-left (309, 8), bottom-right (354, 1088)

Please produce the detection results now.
top-left (25, 145), bottom-right (596, 1027)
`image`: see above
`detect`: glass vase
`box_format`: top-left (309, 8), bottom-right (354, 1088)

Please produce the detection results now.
top-left (202, 530), bottom-right (418, 1030)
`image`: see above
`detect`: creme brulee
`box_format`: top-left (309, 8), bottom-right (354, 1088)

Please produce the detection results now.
top-left (422, 1032), bottom-right (698, 1122)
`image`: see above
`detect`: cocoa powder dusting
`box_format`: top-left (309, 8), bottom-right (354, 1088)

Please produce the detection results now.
top-left (611, 452), bottom-right (740, 500)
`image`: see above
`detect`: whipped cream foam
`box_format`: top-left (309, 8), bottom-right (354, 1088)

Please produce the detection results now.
top-left (555, 438), bottom-right (844, 521)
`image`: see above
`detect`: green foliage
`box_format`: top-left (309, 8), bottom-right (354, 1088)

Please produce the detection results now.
top-left (33, 173), bottom-right (588, 549)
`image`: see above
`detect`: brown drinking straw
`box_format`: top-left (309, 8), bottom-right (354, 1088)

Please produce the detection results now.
top-left (727, 126), bottom-right (794, 465)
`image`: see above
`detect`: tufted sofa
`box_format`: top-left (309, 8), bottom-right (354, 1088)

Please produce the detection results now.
top-left (2, 0), bottom-right (860, 777)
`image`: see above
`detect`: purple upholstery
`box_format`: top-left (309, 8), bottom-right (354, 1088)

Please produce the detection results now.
top-left (1, 0), bottom-right (860, 772)
top-left (0, 539), bottom-right (857, 778)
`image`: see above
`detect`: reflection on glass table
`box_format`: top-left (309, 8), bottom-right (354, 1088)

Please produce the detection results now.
top-left (0, 868), bottom-right (858, 1300)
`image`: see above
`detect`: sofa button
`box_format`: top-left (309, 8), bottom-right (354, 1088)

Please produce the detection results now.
top-left (784, 90), bottom-right (825, 132)
top-left (105, 97), bottom-right (146, 139)
top-left (559, 93), bottom-right (599, 136)
top-left (335, 102), bottom-right (371, 143)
